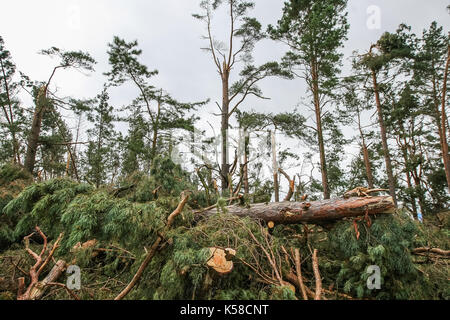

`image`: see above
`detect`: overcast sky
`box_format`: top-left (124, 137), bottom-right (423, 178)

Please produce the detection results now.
top-left (1, 0), bottom-right (449, 187)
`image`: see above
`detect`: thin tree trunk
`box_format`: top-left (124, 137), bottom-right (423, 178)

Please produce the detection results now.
top-left (243, 131), bottom-right (249, 195)
top-left (371, 69), bottom-right (397, 206)
top-left (0, 58), bottom-right (19, 164)
top-left (221, 68), bottom-right (230, 192)
top-left (404, 161), bottom-right (418, 219)
top-left (440, 45), bottom-right (450, 191)
top-left (311, 60), bottom-right (329, 199)
top-left (357, 108), bottom-right (374, 189)
top-left (150, 100), bottom-right (161, 168)
top-left (271, 130), bottom-right (280, 202)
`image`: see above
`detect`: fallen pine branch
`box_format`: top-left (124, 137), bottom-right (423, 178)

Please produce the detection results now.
top-left (114, 191), bottom-right (190, 300)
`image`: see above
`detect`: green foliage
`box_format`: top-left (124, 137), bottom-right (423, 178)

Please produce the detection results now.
top-left (2, 179), bottom-right (93, 244)
top-left (0, 164), bottom-right (32, 250)
top-left (83, 86), bottom-right (119, 187)
top-left (39, 47), bottom-right (96, 71)
top-left (323, 211), bottom-right (425, 299)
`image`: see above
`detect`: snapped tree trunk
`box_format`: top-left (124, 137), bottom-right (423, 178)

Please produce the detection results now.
top-left (199, 196), bottom-right (395, 225)
top-left (357, 110), bottom-right (374, 189)
top-left (24, 86), bottom-right (47, 174)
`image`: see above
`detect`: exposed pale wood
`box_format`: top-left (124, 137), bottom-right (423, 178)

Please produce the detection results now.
top-left (294, 248), bottom-right (308, 300)
top-left (29, 260), bottom-right (67, 300)
top-left (206, 247), bottom-right (236, 275)
top-left (312, 249), bottom-right (322, 300)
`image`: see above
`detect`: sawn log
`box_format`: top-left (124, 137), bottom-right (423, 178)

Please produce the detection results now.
top-left (199, 196), bottom-right (395, 225)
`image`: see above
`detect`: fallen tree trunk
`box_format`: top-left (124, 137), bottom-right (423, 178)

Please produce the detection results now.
top-left (199, 196), bottom-right (395, 225)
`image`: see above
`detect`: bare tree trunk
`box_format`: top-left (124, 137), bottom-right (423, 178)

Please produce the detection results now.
top-left (243, 131), bottom-right (249, 195)
top-left (440, 45), bottom-right (450, 191)
top-left (221, 69), bottom-right (230, 192)
top-left (28, 260), bottom-right (67, 300)
top-left (361, 143), bottom-right (374, 189)
top-left (371, 70), bottom-right (397, 206)
top-left (357, 109), bottom-right (374, 189)
top-left (311, 60), bottom-right (329, 199)
top-left (0, 58), bottom-right (20, 164)
top-left (150, 100), bottom-right (161, 168)
top-left (271, 130), bottom-right (280, 202)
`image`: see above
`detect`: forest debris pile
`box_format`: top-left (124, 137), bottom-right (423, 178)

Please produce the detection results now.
top-left (0, 165), bottom-right (448, 300)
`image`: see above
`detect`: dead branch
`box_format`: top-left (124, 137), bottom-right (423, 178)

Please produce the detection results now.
top-left (17, 227), bottom-right (65, 300)
top-left (412, 247), bottom-right (450, 257)
top-left (312, 249), bottom-right (322, 300)
top-left (47, 282), bottom-right (80, 300)
top-left (294, 248), bottom-right (308, 300)
top-left (278, 168), bottom-right (295, 201)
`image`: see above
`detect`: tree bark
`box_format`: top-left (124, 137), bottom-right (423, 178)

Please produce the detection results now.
top-left (243, 131), bottom-right (249, 194)
top-left (271, 130), bottom-right (280, 202)
top-left (0, 58), bottom-right (20, 164)
top-left (200, 196), bottom-right (395, 225)
top-left (311, 60), bottom-right (330, 199)
top-left (356, 108), bottom-right (374, 189)
top-left (221, 68), bottom-right (230, 191)
top-left (371, 69), bottom-right (398, 206)
top-left (440, 45), bottom-right (450, 191)
top-left (24, 86), bottom-right (46, 174)
top-left (28, 260), bottom-right (67, 300)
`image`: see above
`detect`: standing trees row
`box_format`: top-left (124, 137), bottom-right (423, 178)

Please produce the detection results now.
top-left (0, 2), bottom-right (448, 216)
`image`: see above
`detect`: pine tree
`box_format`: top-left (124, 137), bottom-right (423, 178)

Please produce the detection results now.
top-left (338, 76), bottom-right (377, 189)
top-left (0, 36), bottom-right (21, 164)
top-left (412, 22), bottom-right (450, 192)
top-left (23, 47), bottom-right (96, 174)
top-left (193, 0), bottom-right (292, 191)
top-left (268, 0), bottom-right (350, 199)
top-left (356, 24), bottom-right (416, 206)
top-left (106, 37), bottom-right (207, 171)
top-left (84, 87), bottom-right (118, 187)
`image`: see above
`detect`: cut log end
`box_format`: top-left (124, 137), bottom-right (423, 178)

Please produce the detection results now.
top-left (206, 247), bottom-right (236, 275)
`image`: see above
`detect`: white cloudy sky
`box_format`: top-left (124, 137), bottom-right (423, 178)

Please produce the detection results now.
top-left (1, 0), bottom-right (449, 190)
